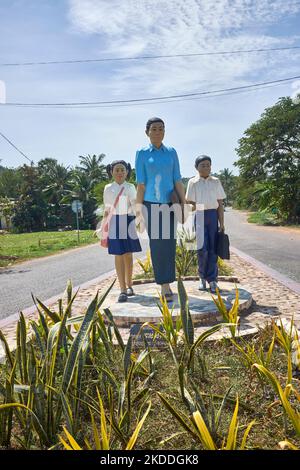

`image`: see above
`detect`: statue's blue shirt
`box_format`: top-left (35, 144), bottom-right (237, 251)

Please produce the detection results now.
top-left (135, 143), bottom-right (182, 203)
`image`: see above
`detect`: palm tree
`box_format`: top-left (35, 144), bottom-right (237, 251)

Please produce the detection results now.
top-left (66, 170), bottom-right (95, 203)
top-left (78, 154), bottom-right (107, 184)
top-left (38, 162), bottom-right (71, 228)
top-left (42, 163), bottom-right (71, 206)
top-left (218, 168), bottom-right (234, 204)
top-left (61, 170), bottom-right (98, 229)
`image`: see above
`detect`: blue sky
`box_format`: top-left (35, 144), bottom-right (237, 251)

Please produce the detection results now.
top-left (0, 0), bottom-right (300, 177)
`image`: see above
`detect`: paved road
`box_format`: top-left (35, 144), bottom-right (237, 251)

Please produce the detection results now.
top-left (0, 241), bottom-right (148, 320)
top-left (225, 208), bottom-right (300, 282)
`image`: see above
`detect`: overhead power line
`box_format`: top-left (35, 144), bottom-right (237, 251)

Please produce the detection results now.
top-left (0, 131), bottom-right (34, 164)
top-left (23, 82), bottom-right (288, 110)
top-left (1, 45), bottom-right (300, 67)
top-left (1, 74), bottom-right (299, 108)
top-left (0, 81), bottom-right (288, 110)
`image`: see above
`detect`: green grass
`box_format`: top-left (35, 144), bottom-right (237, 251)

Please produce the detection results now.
top-left (133, 338), bottom-right (299, 450)
top-left (247, 211), bottom-right (300, 228)
top-left (93, 327), bottom-right (299, 450)
top-left (0, 230), bottom-right (97, 268)
top-left (247, 211), bottom-right (280, 226)
top-left (3, 326), bottom-right (298, 450)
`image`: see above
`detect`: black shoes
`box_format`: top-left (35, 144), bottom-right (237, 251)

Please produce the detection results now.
top-left (209, 281), bottom-right (219, 294)
top-left (126, 287), bottom-right (135, 296)
top-left (198, 279), bottom-right (219, 293)
top-left (118, 292), bottom-right (128, 302)
top-left (118, 287), bottom-right (135, 302)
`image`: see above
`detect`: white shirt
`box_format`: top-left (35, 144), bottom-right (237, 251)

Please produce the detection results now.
top-left (103, 181), bottom-right (137, 215)
top-left (186, 175), bottom-right (226, 210)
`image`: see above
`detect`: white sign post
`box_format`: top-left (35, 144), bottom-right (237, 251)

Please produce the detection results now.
top-left (71, 200), bottom-right (83, 242)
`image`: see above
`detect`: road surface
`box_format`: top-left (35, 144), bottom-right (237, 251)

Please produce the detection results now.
top-left (0, 241), bottom-right (148, 320)
top-left (225, 208), bottom-right (300, 282)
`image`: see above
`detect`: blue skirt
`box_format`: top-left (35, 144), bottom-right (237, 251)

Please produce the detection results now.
top-left (142, 201), bottom-right (177, 285)
top-left (108, 214), bottom-right (142, 255)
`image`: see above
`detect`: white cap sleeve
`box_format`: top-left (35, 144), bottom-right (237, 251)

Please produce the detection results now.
top-left (186, 179), bottom-right (196, 202)
top-left (127, 183), bottom-right (137, 203)
top-left (103, 185), bottom-right (109, 207)
top-left (217, 180), bottom-right (226, 199)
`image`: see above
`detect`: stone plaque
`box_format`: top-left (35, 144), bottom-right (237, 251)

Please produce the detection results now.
top-left (129, 323), bottom-right (167, 349)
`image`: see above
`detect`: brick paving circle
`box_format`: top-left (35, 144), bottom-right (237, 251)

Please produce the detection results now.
top-left (99, 280), bottom-right (252, 327)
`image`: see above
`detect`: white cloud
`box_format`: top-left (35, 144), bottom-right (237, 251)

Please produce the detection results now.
top-left (67, 0), bottom-right (300, 98)
top-left (68, 0), bottom-right (300, 41)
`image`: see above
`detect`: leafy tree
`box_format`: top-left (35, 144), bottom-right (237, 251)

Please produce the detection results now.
top-left (0, 153), bottom-right (110, 231)
top-left (235, 97), bottom-right (300, 222)
top-left (93, 180), bottom-right (107, 207)
top-left (12, 165), bottom-right (47, 232)
top-left (0, 196), bottom-right (15, 230)
top-left (62, 170), bottom-right (98, 229)
top-left (39, 159), bottom-right (73, 228)
top-left (0, 167), bottom-right (23, 198)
